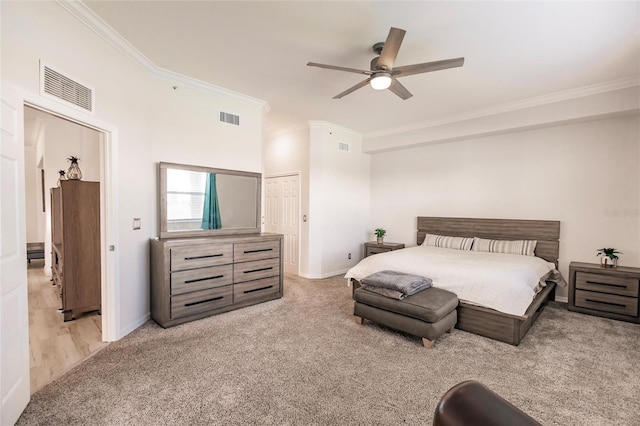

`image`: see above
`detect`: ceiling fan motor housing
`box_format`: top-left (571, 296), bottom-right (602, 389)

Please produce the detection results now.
top-left (370, 56), bottom-right (381, 71)
top-left (372, 42), bottom-right (385, 55)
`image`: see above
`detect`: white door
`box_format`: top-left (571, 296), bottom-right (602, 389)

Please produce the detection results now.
top-left (265, 175), bottom-right (299, 274)
top-left (1, 85), bottom-right (31, 423)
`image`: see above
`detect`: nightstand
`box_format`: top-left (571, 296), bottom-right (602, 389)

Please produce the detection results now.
top-left (364, 241), bottom-right (405, 258)
top-left (568, 262), bottom-right (640, 324)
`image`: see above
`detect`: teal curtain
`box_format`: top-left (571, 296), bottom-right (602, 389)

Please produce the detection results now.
top-left (202, 173), bottom-right (222, 229)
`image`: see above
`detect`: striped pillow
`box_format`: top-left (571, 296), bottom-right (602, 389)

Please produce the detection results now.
top-left (472, 237), bottom-right (537, 256)
top-left (422, 233), bottom-right (474, 250)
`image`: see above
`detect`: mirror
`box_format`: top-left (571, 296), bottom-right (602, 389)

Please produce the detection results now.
top-left (159, 162), bottom-right (261, 238)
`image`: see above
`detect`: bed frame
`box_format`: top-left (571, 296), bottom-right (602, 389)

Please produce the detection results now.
top-left (416, 216), bottom-right (560, 345)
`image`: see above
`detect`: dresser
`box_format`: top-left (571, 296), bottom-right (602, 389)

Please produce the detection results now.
top-left (150, 233), bottom-right (283, 328)
top-left (364, 241), bottom-right (405, 257)
top-left (568, 262), bottom-right (640, 324)
top-left (50, 180), bottom-right (101, 321)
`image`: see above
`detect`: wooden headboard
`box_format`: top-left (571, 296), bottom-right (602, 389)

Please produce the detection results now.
top-left (417, 217), bottom-right (560, 265)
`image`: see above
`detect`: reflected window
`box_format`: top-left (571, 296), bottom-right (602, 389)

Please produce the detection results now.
top-left (166, 169), bottom-right (206, 230)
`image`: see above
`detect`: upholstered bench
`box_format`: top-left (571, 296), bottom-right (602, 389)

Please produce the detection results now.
top-left (354, 286), bottom-right (458, 348)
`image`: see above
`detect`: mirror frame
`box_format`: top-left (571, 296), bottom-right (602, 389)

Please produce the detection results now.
top-left (158, 161), bottom-right (262, 239)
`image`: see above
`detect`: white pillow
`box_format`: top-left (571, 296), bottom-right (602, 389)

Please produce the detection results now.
top-left (472, 237), bottom-right (537, 256)
top-left (422, 233), bottom-right (474, 250)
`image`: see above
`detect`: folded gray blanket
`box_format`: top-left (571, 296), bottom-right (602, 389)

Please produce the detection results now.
top-left (361, 270), bottom-right (432, 300)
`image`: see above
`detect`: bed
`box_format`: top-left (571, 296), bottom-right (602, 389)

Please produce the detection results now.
top-left (346, 217), bottom-right (562, 345)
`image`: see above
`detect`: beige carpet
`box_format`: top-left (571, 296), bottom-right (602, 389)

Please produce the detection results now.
top-left (18, 274), bottom-right (640, 425)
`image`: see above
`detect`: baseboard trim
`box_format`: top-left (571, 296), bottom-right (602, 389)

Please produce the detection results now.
top-left (298, 269), bottom-right (349, 280)
top-left (118, 313), bottom-right (151, 340)
top-left (554, 296), bottom-right (568, 303)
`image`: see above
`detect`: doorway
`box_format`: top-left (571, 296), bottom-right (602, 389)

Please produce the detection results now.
top-left (23, 105), bottom-right (109, 392)
top-left (265, 174), bottom-right (300, 275)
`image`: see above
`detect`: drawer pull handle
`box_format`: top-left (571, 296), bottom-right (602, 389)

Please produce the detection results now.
top-left (586, 280), bottom-right (626, 289)
top-left (243, 248), bottom-right (273, 254)
top-left (244, 267), bottom-right (273, 274)
top-left (185, 296), bottom-right (223, 307)
top-left (185, 275), bottom-right (224, 284)
top-left (185, 254), bottom-right (224, 260)
top-left (585, 298), bottom-right (626, 308)
top-left (244, 285), bottom-right (274, 294)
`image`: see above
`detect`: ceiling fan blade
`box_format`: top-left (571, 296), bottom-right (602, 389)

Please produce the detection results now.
top-left (377, 27), bottom-right (406, 71)
top-left (333, 78), bottom-right (372, 99)
top-left (388, 78), bottom-right (413, 100)
top-left (392, 57), bottom-right (465, 78)
top-left (307, 62), bottom-right (372, 75)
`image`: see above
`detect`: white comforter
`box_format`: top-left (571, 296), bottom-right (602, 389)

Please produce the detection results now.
top-left (344, 246), bottom-right (558, 317)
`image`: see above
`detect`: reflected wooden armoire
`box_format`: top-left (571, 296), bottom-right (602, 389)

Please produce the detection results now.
top-left (50, 180), bottom-right (101, 321)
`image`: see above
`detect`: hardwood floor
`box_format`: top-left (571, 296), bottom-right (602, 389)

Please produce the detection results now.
top-left (27, 260), bottom-right (108, 393)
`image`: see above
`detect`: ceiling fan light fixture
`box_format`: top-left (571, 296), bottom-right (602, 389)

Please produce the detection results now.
top-left (370, 73), bottom-right (392, 90)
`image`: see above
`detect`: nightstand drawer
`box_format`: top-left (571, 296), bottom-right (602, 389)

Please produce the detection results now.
top-left (575, 272), bottom-right (639, 297)
top-left (366, 246), bottom-right (392, 256)
top-left (364, 242), bottom-right (405, 258)
top-left (575, 289), bottom-right (638, 317)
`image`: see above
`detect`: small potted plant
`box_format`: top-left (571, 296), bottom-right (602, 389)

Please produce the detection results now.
top-left (374, 228), bottom-right (386, 244)
top-left (597, 247), bottom-right (621, 268)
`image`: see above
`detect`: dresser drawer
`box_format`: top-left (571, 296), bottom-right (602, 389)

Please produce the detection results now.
top-left (171, 264), bottom-right (233, 296)
top-left (171, 285), bottom-right (233, 319)
top-left (234, 239), bottom-right (280, 262)
top-left (171, 244), bottom-right (233, 271)
top-left (575, 289), bottom-right (638, 317)
top-left (234, 276), bottom-right (281, 305)
top-left (575, 272), bottom-right (639, 297)
top-left (234, 257), bottom-right (280, 283)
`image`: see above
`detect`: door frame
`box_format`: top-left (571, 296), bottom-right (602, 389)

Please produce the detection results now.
top-left (265, 172), bottom-right (301, 276)
top-left (21, 88), bottom-right (119, 343)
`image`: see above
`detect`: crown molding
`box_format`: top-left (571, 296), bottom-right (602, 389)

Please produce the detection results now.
top-left (54, 0), bottom-right (269, 111)
top-left (267, 121), bottom-right (363, 139)
top-left (364, 75), bottom-right (640, 139)
top-left (308, 120), bottom-right (363, 138)
top-left (267, 123), bottom-right (310, 138)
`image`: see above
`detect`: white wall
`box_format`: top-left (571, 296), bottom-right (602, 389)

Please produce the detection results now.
top-left (265, 122), bottom-right (371, 278)
top-left (265, 125), bottom-right (311, 274)
top-left (308, 122), bottom-right (371, 278)
top-left (40, 118), bottom-right (101, 274)
top-left (369, 114), bottom-right (640, 300)
top-left (23, 148), bottom-right (42, 243)
top-left (1, 0), bottom-right (266, 338)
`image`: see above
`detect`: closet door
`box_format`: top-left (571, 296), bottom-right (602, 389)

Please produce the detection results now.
top-left (264, 175), bottom-right (299, 274)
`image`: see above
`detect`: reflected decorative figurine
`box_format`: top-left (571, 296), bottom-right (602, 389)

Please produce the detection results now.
top-left (66, 155), bottom-right (82, 180)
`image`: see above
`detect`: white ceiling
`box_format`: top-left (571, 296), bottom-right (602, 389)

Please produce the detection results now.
top-left (84, 1), bottom-right (640, 135)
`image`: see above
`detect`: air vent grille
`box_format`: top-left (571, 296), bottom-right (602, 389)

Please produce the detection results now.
top-left (338, 142), bottom-right (350, 152)
top-left (42, 66), bottom-right (93, 112)
top-left (220, 111), bottom-right (240, 125)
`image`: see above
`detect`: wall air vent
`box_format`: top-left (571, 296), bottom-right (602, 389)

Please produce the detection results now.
top-left (338, 142), bottom-right (350, 152)
top-left (220, 111), bottom-right (240, 125)
top-left (40, 63), bottom-right (94, 113)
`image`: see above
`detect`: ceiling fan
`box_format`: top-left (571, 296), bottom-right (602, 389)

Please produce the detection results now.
top-left (307, 27), bottom-right (464, 100)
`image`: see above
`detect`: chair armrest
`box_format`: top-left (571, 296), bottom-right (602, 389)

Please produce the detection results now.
top-left (433, 380), bottom-right (542, 426)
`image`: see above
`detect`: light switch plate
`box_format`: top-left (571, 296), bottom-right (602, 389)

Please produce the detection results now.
top-left (133, 218), bottom-right (141, 230)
